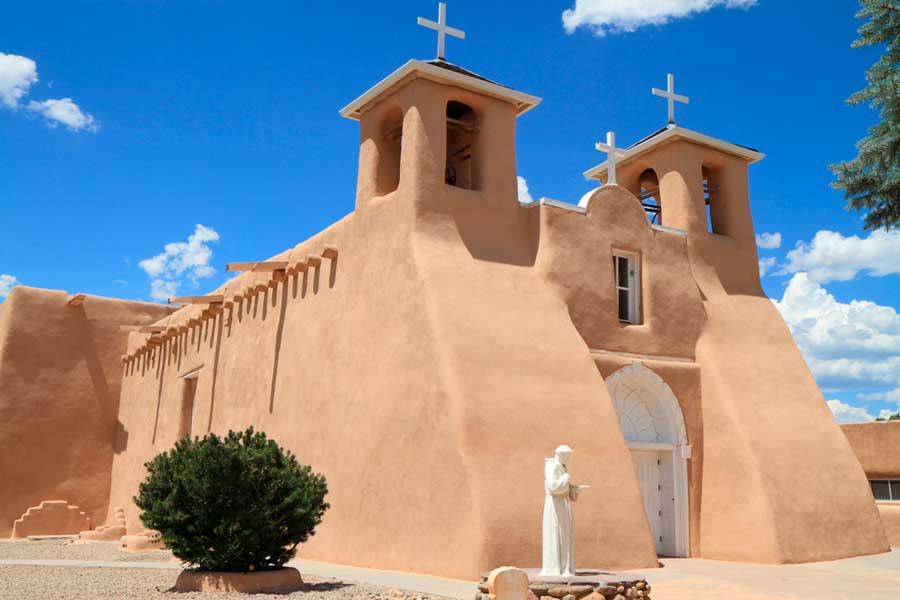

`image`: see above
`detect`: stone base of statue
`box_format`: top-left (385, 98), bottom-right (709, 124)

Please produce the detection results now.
top-left (478, 569), bottom-right (651, 600)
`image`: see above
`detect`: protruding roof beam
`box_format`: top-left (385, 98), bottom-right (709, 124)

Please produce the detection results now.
top-left (226, 261), bottom-right (290, 273)
top-left (67, 293), bottom-right (86, 307)
top-left (322, 245), bottom-right (339, 260)
top-left (119, 325), bottom-right (166, 333)
top-left (168, 295), bottom-right (225, 305)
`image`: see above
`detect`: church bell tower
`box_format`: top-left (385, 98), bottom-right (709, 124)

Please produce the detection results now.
top-left (582, 74), bottom-right (765, 291)
top-left (339, 3), bottom-right (541, 215)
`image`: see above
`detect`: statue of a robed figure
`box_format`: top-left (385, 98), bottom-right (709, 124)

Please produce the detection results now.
top-left (541, 445), bottom-right (589, 577)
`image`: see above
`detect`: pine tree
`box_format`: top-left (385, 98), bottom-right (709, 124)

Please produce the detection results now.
top-left (135, 427), bottom-right (329, 572)
top-left (831, 1), bottom-right (900, 230)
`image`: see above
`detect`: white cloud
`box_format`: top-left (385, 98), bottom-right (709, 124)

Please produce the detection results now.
top-left (0, 51), bottom-right (97, 133)
top-left (773, 272), bottom-right (900, 392)
top-left (758, 256), bottom-right (776, 278)
top-left (562, 0), bottom-right (757, 36)
top-left (781, 229), bottom-right (900, 284)
top-left (858, 388), bottom-right (900, 403)
top-left (826, 399), bottom-right (874, 424)
top-left (138, 224), bottom-right (220, 302)
top-left (756, 232), bottom-right (781, 249)
top-left (0, 274), bottom-right (18, 299)
top-left (0, 53), bottom-right (37, 108)
top-left (26, 98), bottom-right (99, 132)
top-left (517, 176), bottom-right (535, 204)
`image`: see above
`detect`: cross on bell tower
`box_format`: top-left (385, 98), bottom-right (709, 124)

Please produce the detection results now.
top-left (595, 131), bottom-right (626, 187)
top-left (652, 73), bottom-right (690, 125)
top-left (417, 2), bottom-right (466, 61)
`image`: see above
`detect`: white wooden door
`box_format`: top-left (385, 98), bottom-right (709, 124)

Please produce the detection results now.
top-left (632, 451), bottom-right (663, 555)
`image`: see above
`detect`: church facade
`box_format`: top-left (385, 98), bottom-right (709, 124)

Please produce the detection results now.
top-left (0, 52), bottom-right (892, 578)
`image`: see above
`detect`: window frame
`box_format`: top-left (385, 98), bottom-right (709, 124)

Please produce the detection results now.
top-left (870, 479), bottom-right (900, 503)
top-left (613, 252), bottom-right (642, 325)
top-left (178, 367), bottom-right (201, 440)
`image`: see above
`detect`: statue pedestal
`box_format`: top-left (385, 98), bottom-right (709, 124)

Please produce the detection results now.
top-left (479, 570), bottom-right (651, 600)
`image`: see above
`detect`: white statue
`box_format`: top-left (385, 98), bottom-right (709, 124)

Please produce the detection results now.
top-left (541, 445), bottom-right (589, 577)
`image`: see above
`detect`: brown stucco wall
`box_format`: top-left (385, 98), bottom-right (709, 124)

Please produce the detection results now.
top-left (842, 421), bottom-right (900, 547)
top-left (842, 421), bottom-right (900, 478)
top-left (557, 153), bottom-right (887, 564)
top-left (876, 504), bottom-right (900, 547)
top-left (0, 287), bottom-right (172, 536)
top-left (107, 78), bottom-right (660, 579)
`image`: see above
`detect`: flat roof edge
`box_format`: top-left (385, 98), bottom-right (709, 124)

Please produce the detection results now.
top-left (340, 60), bottom-right (542, 121)
top-left (583, 126), bottom-right (765, 180)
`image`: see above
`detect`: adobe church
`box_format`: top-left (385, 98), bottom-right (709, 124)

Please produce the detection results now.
top-left (0, 3), bottom-right (892, 580)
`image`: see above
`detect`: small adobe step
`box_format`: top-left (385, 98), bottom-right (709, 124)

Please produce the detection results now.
top-left (120, 529), bottom-right (165, 552)
top-left (11, 500), bottom-right (91, 538)
top-left (76, 506), bottom-right (127, 542)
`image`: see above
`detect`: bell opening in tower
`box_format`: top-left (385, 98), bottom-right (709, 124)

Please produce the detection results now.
top-left (445, 100), bottom-right (478, 190)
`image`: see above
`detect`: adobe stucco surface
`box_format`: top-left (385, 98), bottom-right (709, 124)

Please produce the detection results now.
top-left (0, 68), bottom-right (891, 579)
top-left (842, 421), bottom-right (900, 547)
top-left (0, 287), bottom-right (172, 538)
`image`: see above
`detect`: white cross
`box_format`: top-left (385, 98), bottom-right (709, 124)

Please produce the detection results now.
top-left (652, 73), bottom-right (690, 125)
top-left (596, 131), bottom-right (626, 187)
top-left (417, 2), bottom-right (465, 61)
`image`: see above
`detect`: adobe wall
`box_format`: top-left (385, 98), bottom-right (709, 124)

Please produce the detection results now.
top-left (642, 141), bottom-right (888, 563)
top-left (108, 78), bottom-right (659, 578)
top-left (842, 421), bottom-right (900, 478)
top-left (103, 76), bottom-right (888, 577)
top-left (593, 354), bottom-right (703, 558)
top-left (842, 421), bottom-right (900, 547)
top-left (401, 82), bottom-right (660, 572)
top-left (0, 287), bottom-right (172, 536)
top-left (595, 140), bottom-right (889, 563)
top-left (108, 201), bottom-right (489, 577)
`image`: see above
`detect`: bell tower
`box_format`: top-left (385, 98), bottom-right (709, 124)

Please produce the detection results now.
top-left (339, 3), bottom-right (540, 214)
top-left (582, 75), bottom-right (764, 291)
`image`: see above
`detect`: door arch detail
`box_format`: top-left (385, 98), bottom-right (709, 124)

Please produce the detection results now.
top-left (605, 362), bottom-right (690, 558)
top-left (606, 362), bottom-right (687, 446)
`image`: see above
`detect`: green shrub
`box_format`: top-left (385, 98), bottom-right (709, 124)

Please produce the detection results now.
top-left (134, 427), bottom-right (329, 572)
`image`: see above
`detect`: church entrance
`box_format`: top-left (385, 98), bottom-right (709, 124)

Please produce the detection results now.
top-left (605, 363), bottom-right (690, 558)
top-left (632, 450), bottom-right (663, 553)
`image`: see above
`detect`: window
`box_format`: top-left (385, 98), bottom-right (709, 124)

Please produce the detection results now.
top-left (614, 254), bottom-right (641, 324)
top-left (870, 479), bottom-right (900, 502)
top-left (445, 101), bottom-right (478, 190)
top-left (178, 369), bottom-right (200, 440)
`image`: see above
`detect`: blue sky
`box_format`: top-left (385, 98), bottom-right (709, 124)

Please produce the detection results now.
top-left (2, 1), bottom-right (898, 422)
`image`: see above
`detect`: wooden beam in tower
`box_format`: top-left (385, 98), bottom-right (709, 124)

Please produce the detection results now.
top-left (67, 293), bottom-right (87, 307)
top-left (322, 245), bottom-right (339, 260)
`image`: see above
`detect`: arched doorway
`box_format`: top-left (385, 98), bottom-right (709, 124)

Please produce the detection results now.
top-left (605, 363), bottom-right (690, 557)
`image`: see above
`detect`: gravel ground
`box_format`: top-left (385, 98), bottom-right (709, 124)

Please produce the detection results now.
top-left (0, 540), bottom-right (453, 600)
top-left (0, 566), bottom-right (429, 600)
top-left (0, 538), bottom-right (173, 563)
